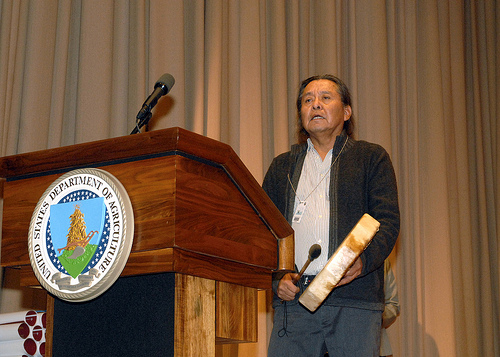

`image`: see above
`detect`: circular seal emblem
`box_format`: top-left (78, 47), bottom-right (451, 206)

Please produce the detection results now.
top-left (28, 168), bottom-right (134, 302)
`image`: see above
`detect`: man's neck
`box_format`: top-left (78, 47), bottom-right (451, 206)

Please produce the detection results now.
top-left (308, 128), bottom-right (345, 160)
top-left (309, 136), bottom-right (337, 161)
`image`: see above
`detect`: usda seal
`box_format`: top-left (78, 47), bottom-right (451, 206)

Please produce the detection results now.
top-left (28, 168), bottom-right (134, 302)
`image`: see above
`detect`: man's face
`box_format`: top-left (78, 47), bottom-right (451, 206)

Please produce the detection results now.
top-left (300, 79), bottom-right (351, 140)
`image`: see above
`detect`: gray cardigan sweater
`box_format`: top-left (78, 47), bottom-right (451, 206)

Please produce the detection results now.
top-left (263, 132), bottom-right (400, 311)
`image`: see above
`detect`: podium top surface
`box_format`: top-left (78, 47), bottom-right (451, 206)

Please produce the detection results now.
top-left (1, 127), bottom-right (243, 180)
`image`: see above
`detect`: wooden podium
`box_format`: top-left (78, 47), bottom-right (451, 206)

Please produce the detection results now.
top-left (0, 127), bottom-right (294, 356)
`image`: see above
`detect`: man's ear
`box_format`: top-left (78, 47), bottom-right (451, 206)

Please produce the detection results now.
top-left (344, 106), bottom-right (352, 121)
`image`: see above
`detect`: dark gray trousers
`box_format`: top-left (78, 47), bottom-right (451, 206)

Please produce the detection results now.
top-left (268, 303), bottom-right (382, 357)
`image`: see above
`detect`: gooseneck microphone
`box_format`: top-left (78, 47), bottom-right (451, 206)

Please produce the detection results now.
top-left (131, 73), bottom-right (175, 134)
top-left (292, 244), bottom-right (322, 284)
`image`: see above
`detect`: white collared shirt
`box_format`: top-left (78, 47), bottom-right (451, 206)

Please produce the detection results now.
top-left (292, 139), bottom-right (331, 275)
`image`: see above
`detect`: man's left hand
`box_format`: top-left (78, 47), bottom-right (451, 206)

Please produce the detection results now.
top-left (336, 257), bottom-right (363, 287)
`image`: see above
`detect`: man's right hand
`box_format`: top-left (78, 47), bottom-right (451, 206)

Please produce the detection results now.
top-left (277, 273), bottom-right (300, 301)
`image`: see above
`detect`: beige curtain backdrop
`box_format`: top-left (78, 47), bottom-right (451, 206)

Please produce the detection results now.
top-left (0, 1), bottom-right (498, 356)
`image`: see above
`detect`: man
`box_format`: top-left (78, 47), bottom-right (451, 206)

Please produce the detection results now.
top-left (263, 75), bottom-right (400, 356)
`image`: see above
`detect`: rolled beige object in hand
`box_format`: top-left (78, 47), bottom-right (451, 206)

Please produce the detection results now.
top-left (299, 213), bottom-right (380, 312)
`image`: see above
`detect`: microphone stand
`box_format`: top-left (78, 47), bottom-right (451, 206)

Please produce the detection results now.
top-left (130, 111), bottom-right (153, 135)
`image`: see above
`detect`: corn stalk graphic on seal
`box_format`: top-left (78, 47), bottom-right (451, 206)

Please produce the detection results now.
top-left (51, 197), bottom-right (106, 279)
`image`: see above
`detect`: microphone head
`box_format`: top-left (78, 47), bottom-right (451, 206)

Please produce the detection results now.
top-left (155, 73), bottom-right (175, 94)
top-left (308, 244), bottom-right (322, 261)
